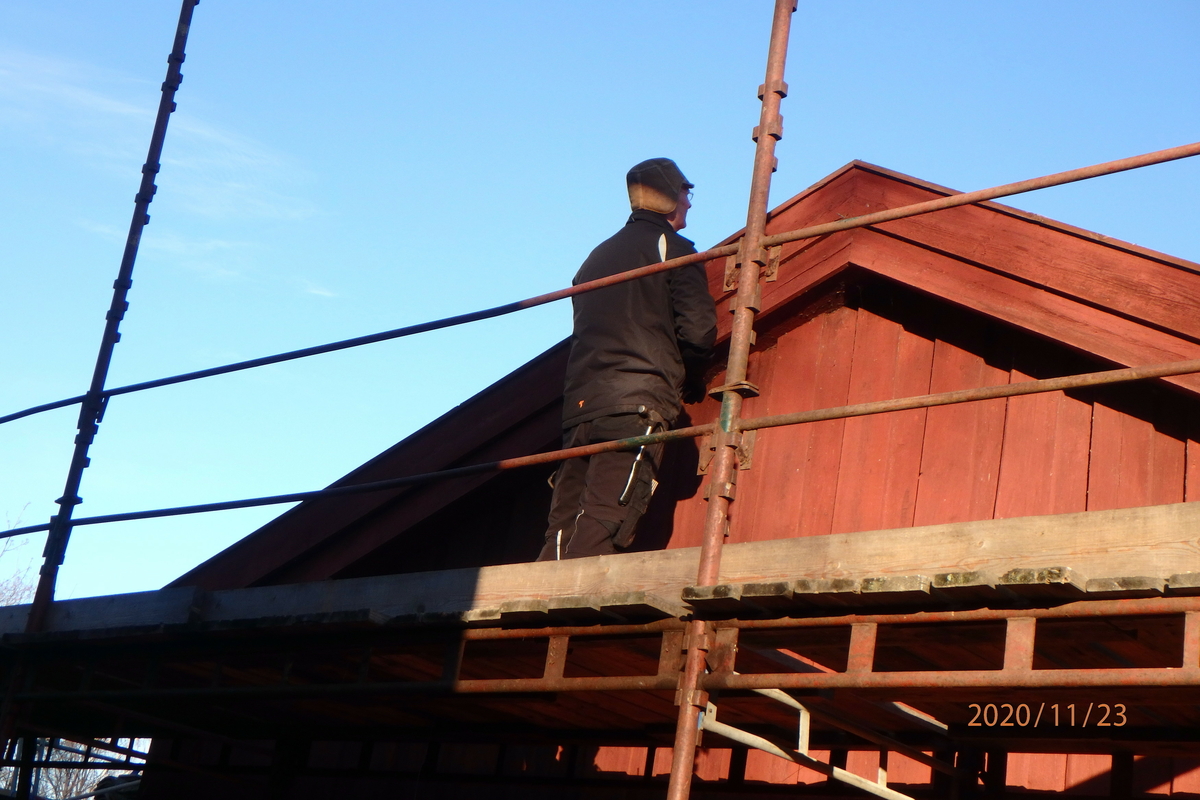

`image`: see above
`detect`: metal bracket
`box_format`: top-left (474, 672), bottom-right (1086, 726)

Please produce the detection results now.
top-left (697, 429), bottom-right (757, 474)
top-left (765, 245), bottom-right (781, 282)
top-left (757, 80), bottom-right (789, 100)
top-left (728, 282), bottom-right (763, 313)
top-left (725, 248), bottom-right (781, 290)
top-left (705, 628), bottom-right (740, 674)
top-left (683, 629), bottom-right (714, 653)
top-left (703, 474), bottom-right (737, 501)
top-left (751, 115), bottom-right (784, 143)
top-left (722, 255), bottom-right (740, 292)
top-left (707, 380), bottom-right (760, 399)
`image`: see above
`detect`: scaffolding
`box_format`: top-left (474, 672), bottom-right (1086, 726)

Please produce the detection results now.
top-left (5, 1), bottom-right (1200, 797)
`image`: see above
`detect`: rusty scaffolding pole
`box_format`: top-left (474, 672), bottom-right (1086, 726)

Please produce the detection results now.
top-left (666, 2), bottom-right (796, 798)
top-left (8, 2), bottom-right (1200, 797)
top-left (24, 0), bottom-right (200, 636)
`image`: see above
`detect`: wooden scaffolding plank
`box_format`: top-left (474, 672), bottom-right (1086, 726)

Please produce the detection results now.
top-left (9, 501), bottom-right (1200, 637)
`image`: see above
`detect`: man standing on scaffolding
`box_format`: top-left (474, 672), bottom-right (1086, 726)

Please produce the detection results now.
top-left (538, 158), bottom-right (717, 561)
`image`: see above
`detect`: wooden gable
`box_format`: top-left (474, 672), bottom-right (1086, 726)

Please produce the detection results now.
top-left (173, 162), bottom-right (1200, 590)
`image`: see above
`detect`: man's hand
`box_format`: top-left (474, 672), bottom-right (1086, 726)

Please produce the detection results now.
top-left (682, 376), bottom-right (708, 405)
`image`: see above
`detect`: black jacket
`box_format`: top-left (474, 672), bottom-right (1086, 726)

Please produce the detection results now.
top-left (562, 210), bottom-right (717, 428)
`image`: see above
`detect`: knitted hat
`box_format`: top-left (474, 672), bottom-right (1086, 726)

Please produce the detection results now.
top-left (626, 158), bottom-right (693, 214)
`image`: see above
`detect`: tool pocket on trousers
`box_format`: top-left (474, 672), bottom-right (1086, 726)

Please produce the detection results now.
top-left (614, 465), bottom-right (657, 548)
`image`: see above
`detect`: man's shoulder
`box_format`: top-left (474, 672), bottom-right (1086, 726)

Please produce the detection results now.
top-left (579, 218), bottom-right (659, 268)
top-left (613, 215), bottom-right (695, 254)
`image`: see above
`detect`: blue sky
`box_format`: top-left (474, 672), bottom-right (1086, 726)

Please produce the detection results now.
top-left (2, 1), bottom-right (1198, 600)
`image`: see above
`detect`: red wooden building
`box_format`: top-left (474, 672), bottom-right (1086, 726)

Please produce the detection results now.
top-left (7, 161), bottom-right (1200, 798)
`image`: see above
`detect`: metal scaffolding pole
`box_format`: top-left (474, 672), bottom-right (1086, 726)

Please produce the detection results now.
top-left (666, 2), bottom-right (795, 798)
top-left (2, 139), bottom-right (1198, 431)
top-left (25, 0), bottom-right (200, 632)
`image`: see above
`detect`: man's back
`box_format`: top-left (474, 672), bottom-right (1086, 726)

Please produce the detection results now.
top-left (538, 158), bottom-right (716, 561)
top-left (563, 209), bottom-right (715, 428)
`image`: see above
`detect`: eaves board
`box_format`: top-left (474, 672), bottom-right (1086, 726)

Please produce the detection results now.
top-left (170, 340), bottom-right (569, 590)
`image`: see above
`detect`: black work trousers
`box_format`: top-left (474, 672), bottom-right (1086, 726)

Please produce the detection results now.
top-left (537, 412), bottom-right (665, 561)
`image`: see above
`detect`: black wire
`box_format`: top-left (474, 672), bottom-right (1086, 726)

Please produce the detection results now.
top-left (0, 300), bottom-right (525, 426)
top-left (0, 459), bottom-right (502, 540)
top-left (0, 424), bottom-right (686, 540)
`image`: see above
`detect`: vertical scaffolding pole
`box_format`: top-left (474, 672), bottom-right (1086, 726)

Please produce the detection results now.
top-left (24, 0), bottom-right (200, 633)
top-left (665, 2), bottom-right (795, 798)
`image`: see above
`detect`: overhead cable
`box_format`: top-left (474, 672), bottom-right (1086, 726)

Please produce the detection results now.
top-left (4, 140), bottom-right (1199, 429)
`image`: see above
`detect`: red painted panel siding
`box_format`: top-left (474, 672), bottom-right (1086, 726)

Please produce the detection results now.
top-left (993, 369), bottom-right (1091, 518)
top-left (747, 303), bottom-right (856, 542)
top-left (911, 332), bottom-right (1010, 526)
top-left (660, 276), bottom-right (1199, 551)
top-left (829, 306), bottom-right (932, 534)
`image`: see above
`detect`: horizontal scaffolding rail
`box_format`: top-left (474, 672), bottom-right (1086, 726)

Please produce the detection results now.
top-left (4, 140), bottom-right (1198, 429)
top-left (5, 355), bottom-right (1200, 539)
top-left (12, 592), bottom-right (1200, 700)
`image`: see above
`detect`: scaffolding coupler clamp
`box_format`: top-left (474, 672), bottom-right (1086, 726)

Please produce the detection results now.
top-left (683, 628), bottom-right (714, 654)
top-left (698, 429), bottom-right (758, 475)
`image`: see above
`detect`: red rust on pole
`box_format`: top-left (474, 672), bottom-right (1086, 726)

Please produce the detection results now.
top-left (667, 4), bottom-right (796, 800)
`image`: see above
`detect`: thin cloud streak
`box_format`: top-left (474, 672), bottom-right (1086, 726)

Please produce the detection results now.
top-left (0, 46), bottom-right (316, 222)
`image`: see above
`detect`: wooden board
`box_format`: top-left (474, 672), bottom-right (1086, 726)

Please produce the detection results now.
top-left (846, 167), bottom-right (1200, 342)
top-left (13, 501), bottom-right (1200, 637)
top-left (849, 229), bottom-right (1200, 395)
top-left (1088, 391), bottom-right (1186, 512)
top-left (912, 330), bottom-right (1010, 526)
top-left (725, 303), bottom-right (857, 545)
top-left (172, 342), bottom-right (571, 590)
top-left (830, 306), bottom-right (933, 533)
top-left (993, 368), bottom-right (1091, 518)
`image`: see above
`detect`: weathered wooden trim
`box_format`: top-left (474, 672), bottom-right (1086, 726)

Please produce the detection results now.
top-left (6, 502), bottom-right (1200, 639)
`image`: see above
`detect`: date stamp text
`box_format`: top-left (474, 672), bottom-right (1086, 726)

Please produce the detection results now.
top-left (967, 702), bottom-right (1128, 728)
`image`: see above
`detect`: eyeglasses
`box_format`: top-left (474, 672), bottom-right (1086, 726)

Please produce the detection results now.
top-left (685, 190), bottom-right (694, 201)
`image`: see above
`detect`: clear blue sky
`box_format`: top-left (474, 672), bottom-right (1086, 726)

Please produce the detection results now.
top-left (2, 1), bottom-right (1198, 600)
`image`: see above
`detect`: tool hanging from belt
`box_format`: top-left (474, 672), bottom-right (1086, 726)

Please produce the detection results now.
top-left (619, 419), bottom-right (659, 506)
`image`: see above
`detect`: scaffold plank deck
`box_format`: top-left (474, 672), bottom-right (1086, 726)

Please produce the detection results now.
top-left (4, 501), bottom-right (1199, 639)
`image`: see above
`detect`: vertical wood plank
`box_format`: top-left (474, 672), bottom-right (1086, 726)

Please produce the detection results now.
top-left (1169, 758), bottom-right (1200, 793)
top-left (1088, 390), bottom-right (1186, 512)
top-left (724, 311), bottom-right (811, 544)
top-left (1086, 402), bottom-right (1124, 511)
top-left (737, 305), bottom-right (857, 542)
top-left (1150, 390), bottom-right (1188, 508)
top-left (743, 749), bottom-right (801, 785)
top-left (831, 308), bottom-right (933, 533)
top-left (1062, 753), bottom-right (1110, 795)
top-left (845, 750), bottom-right (881, 783)
top-left (1185, 402), bottom-right (1200, 502)
top-left (1132, 755), bottom-right (1174, 795)
top-left (993, 370), bottom-right (1091, 519)
top-left (1006, 753), bottom-right (1067, 793)
top-left (587, 746), bottom-right (648, 778)
top-left (693, 748), bottom-right (732, 782)
top-left (885, 752), bottom-right (932, 786)
top-left (790, 305), bottom-right (857, 539)
top-left (913, 334), bottom-right (1009, 526)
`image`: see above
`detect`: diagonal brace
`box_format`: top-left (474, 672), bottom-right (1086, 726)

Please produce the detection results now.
top-left (700, 702), bottom-right (918, 800)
